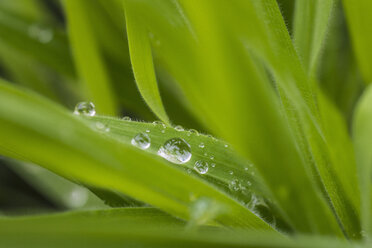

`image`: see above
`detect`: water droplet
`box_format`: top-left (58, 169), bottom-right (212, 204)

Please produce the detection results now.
top-left (131, 132), bottom-right (151, 150)
top-left (244, 167), bottom-right (248, 171)
top-left (153, 121), bottom-right (166, 128)
top-left (95, 122), bottom-right (110, 132)
top-left (224, 144), bottom-right (229, 148)
top-left (194, 160), bottom-right (209, 174)
top-left (122, 116), bottom-right (132, 121)
top-left (199, 142), bottom-right (205, 148)
top-left (211, 163), bottom-right (216, 168)
top-left (161, 130), bottom-right (166, 134)
top-left (204, 152), bottom-right (208, 156)
top-left (187, 169), bottom-right (192, 174)
top-left (28, 24), bottom-right (53, 44)
top-left (189, 129), bottom-right (199, 136)
top-left (206, 134), bottom-right (216, 140)
top-left (229, 179), bottom-right (241, 191)
top-left (74, 102), bottom-right (95, 116)
top-left (64, 187), bottom-right (89, 208)
top-left (158, 138), bottom-right (192, 164)
top-left (174, 125), bottom-right (184, 131)
top-left (229, 171), bottom-right (234, 175)
top-left (210, 156), bottom-right (214, 160)
top-left (145, 129), bottom-right (150, 133)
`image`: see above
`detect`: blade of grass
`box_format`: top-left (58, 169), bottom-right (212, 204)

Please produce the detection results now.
top-left (342, 0), bottom-right (372, 85)
top-left (0, 208), bottom-right (355, 248)
top-left (124, 0), bottom-right (170, 124)
top-left (353, 85), bottom-right (372, 236)
top-left (0, 79), bottom-right (273, 230)
top-left (64, 0), bottom-right (118, 115)
top-left (293, 0), bottom-right (334, 75)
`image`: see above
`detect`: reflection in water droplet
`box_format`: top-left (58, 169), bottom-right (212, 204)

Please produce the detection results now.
top-left (131, 132), bottom-right (151, 150)
top-left (199, 142), bottom-right (205, 148)
top-left (194, 160), bottom-right (209, 174)
top-left (74, 102), bottom-right (95, 116)
top-left (158, 138), bottom-right (192, 164)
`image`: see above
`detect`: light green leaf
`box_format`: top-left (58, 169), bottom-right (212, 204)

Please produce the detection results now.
top-left (124, 0), bottom-right (170, 124)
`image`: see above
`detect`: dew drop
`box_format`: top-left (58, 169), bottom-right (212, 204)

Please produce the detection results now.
top-left (244, 167), bottom-right (249, 171)
top-left (153, 121), bottom-right (166, 128)
top-left (145, 129), bottom-right (150, 133)
top-left (204, 152), bottom-right (208, 156)
top-left (158, 138), bottom-right (192, 164)
top-left (229, 179), bottom-right (241, 191)
top-left (224, 144), bottom-right (229, 148)
top-left (211, 163), bottom-right (216, 168)
top-left (161, 130), bottom-right (166, 134)
top-left (74, 102), bottom-right (95, 116)
top-left (122, 116), bottom-right (132, 121)
top-left (131, 132), bottom-right (151, 150)
top-left (174, 125), bottom-right (184, 131)
top-left (194, 160), bottom-right (209, 174)
top-left (210, 156), bottom-right (214, 160)
top-left (229, 171), bottom-right (234, 175)
top-left (95, 122), bottom-right (110, 132)
top-left (199, 142), bottom-right (205, 148)
top-left (189, 129), bottom-right (199, 136)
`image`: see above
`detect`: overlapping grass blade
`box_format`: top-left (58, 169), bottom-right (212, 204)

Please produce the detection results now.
top-left (124, 0), bottom-right (170, 124)
top-left (0, 79), bottom-right (273, 230)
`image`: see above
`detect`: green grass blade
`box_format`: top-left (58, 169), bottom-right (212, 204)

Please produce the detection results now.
top-left (0, 209), bottom-right (355, 248)
top-left (0, 79), bottom-right (273, 230)
top-left (124, 0), bottom-right (170, 124)
top-left (353, 85), bottom-right (372, 235)
top-left (293, 0), bottom-right (334, 74)
top-left (342, 0), bottom-right (372, 85)
top-left (64, 0), bottom-right (118, 115)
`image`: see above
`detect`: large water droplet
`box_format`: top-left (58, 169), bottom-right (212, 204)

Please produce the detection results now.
top-left (194, 160), bottom-right (209, 174)
top-left (131, 132), bottom-right (151, 150)
top-left (158, 138), bottom-right (191, 164)
top-left (74, 102), bottom-right (95, 116)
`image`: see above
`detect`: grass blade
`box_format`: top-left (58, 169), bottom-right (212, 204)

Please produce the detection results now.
top-left (124, 0), bottom-right (170, 124)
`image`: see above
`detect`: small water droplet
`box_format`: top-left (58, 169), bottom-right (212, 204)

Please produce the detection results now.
top-left (122, 116), bottom-right (131, 121)
top-left (74, 102), bottom-right (95, 116)
top-left (210, 156), bottom-right (214, 160)
top-left (224, 144), bottom-right (229, 148)
top-left (158, 138), bottom-right (192, 164)
top-left (194, 160), bottom-right (209, 174)
top-left (28, 24), bottom-right (53, 44)
top-left (229, 171), bottom-right (234, 175)
top-left (211, 163), bottom-right (216, 168)
top-left (229, 179), bottom-right (241, 191)
top-left (187, 169), bottom-right (192, 174)
top-left (95, 122), bottom-right (110, 132)
top-left (131, 132), bottom-right (151, 150)
top-left (161, 130), bottom-right (166, 134)
top-left (189, 129), bottom-right (199, 136)
top-left (145, 129), bottom-right (150, 133)
top-left (174, 125), bottom-right (184, 131)
top-left (199, 142), bottom-right (205, 148)
top-left (244, 167), bottom-right (248, 171)
top-left (153, 121), bottom-right (166, 128)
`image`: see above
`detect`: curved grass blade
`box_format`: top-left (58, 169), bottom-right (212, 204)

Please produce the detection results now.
top-left (0, 79), bottom-right (273, 230)
top-left (0, 208), bottom-right (355, 248)
top-left (64, 0), bottom-right (118, 115)
top-left (124, 0), bottom-right (170, 124)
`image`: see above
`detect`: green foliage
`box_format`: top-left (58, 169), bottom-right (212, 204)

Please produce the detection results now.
top-left (0, 0), bottom-right (371, 247)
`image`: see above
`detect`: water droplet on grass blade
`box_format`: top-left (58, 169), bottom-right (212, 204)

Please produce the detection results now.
top-left (131, 132), bottom-right (151, 150)
top-left (194, 160), bottom-right (209, 174)
top-left (122, 116), bottom-right (132, 121)
top-left (158, 138), bottom-right (191, 164)
top-left (74, 102), bottom-right (95, 116)
top-left (28, 24), bottom-right (53, 44)
top-left (175, 125), bottom-right (184, 131)
top-left (95, 122), bottom-right (110, 132)
top-left (199, 142), bottom-right (205, 148)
